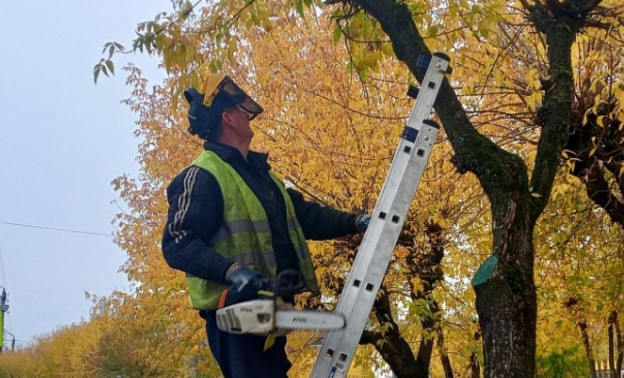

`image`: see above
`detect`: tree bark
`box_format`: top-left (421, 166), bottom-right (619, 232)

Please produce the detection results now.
top-left (473, 207), bottom-right (537, 377)
top-left (580, 320), bottom-right (597, 377)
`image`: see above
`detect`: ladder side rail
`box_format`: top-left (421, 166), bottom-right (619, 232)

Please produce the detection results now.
top-left (331, 53), bottom-right (449, 298)
top-left (310, 54), bottom-right (450, 378)
top-left (312, 125), bottom-right (439, 377)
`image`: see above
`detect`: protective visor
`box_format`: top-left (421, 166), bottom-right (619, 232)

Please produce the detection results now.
top-left (202, 74), bottom-right (264, 120)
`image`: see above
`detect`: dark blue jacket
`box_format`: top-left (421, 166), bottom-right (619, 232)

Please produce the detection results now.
top-left (162, 142), bottom-right (359, 285)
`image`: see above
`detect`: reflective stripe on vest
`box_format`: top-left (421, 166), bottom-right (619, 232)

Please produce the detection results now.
top-left (186, 150), bottom-right (318, 310)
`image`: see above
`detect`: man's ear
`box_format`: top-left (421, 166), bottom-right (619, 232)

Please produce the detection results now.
top-left (220, 109), bottom-right (234, 127)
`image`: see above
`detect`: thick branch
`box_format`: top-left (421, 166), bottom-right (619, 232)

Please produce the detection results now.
top-left (526, 5), bottom-right (577, 218)
top-left (363, 285), bottom-right (422, 377)
top-left (567, 115), bottom-right (624, 227)
top-left (584, 163), bottom-right (624, 227)
top-left (350, 0), bottom-right (529, 204)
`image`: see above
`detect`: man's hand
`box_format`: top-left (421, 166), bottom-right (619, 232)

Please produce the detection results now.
top-left (355, 214), bottom-right (371, 232)
top-left (221, 264), bottom-right (270, 307)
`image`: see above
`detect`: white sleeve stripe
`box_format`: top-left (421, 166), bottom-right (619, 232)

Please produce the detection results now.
top-left (168, 166), bottom-right (200, 243)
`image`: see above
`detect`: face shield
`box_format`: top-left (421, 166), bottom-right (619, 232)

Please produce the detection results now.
top-left (202, 74), bottom-right (264, 120)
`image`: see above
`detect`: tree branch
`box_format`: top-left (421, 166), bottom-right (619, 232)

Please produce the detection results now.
top-left (350, 0), bottom-right (528, 205)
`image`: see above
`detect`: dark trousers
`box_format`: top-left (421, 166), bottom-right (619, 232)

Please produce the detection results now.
top-left (201, 310), bottom-right (292, 378)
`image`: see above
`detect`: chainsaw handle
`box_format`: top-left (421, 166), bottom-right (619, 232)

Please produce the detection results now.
top-left (218, 269), bottom-right (304, 308)
top-left (275, 269), bottom-right (305, 297)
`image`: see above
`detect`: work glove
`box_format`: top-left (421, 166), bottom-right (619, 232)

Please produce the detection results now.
top-left (355, 214), bottom-right (371, 232)
top-left (221, 264), bottom-right (271, 307)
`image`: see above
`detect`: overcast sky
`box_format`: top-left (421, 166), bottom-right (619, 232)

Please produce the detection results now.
top-left (0, 1), bottom-right (169, 348)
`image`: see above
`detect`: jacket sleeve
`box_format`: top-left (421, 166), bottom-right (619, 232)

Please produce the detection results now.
top-left (162, 166), bottom-right (233, 284)
top-left (286, 187), bottom-right (359, 240)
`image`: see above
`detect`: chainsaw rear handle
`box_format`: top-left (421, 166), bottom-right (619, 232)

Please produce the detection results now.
top-left (218, 269), bottom-right (305, 309)
top-left (274, 269), bottom-right (305, 297)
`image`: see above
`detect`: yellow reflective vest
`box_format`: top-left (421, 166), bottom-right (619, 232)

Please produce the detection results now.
top-left (186, 150), bottom-right (318, 309)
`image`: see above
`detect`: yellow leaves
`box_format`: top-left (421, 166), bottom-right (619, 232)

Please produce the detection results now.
top-left (332, 25), bottom-right (342, 44)
top-left (85, 0), bottom-right (624, 375)
top-left (380, 41), bottom-right (394, 57)
top-left (560, 150), bottom-right (581, 179)
top-left (394, 245), bottom-right (410, 260)
top-left (550, 182), bottom-right (571, 199)
top-left (448, 3), bottom-right (460, 19)
top-left (589, 136), bottom-right (598, 157)
top-left (264, 334), bottom-right (277, 351)
top-left (525, 67), bottom-right (543, 111)
top-left (526, 91), bottom-right (543, 112)
top-left (410, 277), bottom-right (425, 294)
top-left (478, 24), bottom-right (490, 39)
top-left (226, 37), bottom-right (239, 60)
top-left (427, 24), bottom-right (440, 38)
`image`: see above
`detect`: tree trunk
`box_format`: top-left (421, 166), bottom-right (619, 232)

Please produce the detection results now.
top-left (616, 312), bottom-right (623, 378)
top-left (473, 200), bottom-right (537, 377)
top-left (578, 316), bottom-right (596, 377)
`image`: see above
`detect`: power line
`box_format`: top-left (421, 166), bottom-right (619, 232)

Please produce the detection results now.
top-left (0, 221), bottom-right (111, 237)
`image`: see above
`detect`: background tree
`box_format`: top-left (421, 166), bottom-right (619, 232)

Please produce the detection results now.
top-left (337, 0), bottom-right (623, 375)
top-left (110, 11), bottom-right (482, 376)
top-left (86, 0), bottom-right (622, 376)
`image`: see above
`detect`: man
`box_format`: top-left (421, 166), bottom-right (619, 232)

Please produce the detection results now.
top-left (162, 73), bottom-right (370, 377)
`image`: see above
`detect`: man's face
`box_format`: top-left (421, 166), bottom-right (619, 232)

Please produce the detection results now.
top-left (223, 105), bottom-right (254, 140)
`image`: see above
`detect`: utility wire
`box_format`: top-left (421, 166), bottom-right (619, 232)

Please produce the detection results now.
top-left (0, 222), bottom-right (116, 349)
top-left (0, 221), bottom-right (111, 237)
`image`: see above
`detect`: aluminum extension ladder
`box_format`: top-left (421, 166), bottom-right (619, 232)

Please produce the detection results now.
top-left (310, 52), bottom-right (452, 378)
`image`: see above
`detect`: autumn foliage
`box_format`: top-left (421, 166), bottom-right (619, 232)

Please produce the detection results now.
top-left (3, 0), bottom-right (624, 377)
